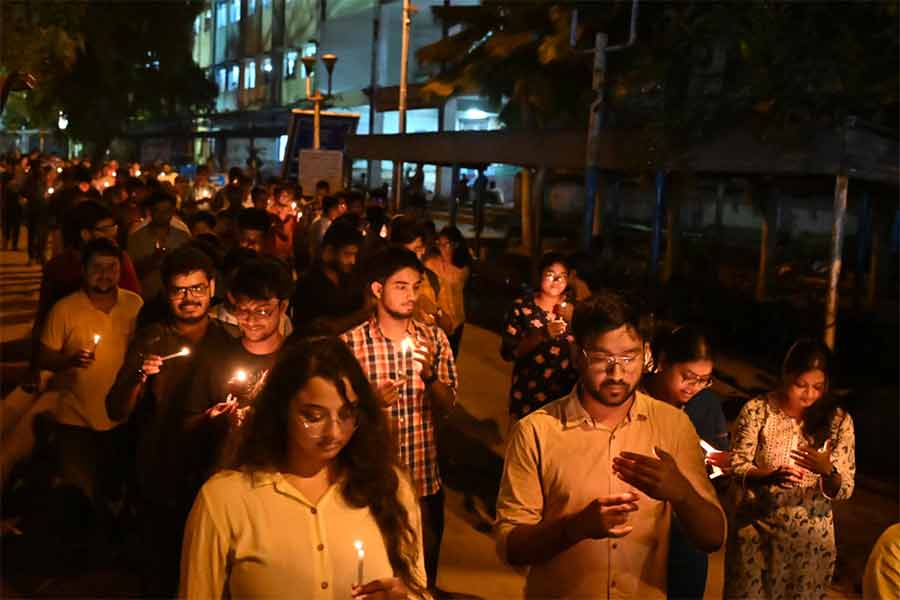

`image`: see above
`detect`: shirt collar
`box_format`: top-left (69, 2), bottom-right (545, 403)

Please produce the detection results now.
top-left (562, 385), bottom-right (651, 430)
top-left (368, 315), bottom-right (422, 342)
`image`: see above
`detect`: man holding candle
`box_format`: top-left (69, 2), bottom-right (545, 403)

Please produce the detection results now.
top-left (182, 255), bottom-right (293, 487)
top-left (106, 245), bottom-right (232, 597)
top-left (36, 237), bottom-right (143, 508)
top-left (495, 291), bottom-right (725, 599)
top-left (127, 189), bottom-right (190, 300)
top-left (341, 247), bottom-right (458, 590)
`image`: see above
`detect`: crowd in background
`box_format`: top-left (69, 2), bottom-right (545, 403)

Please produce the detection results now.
top-left (0, 149), bottom-right (889, 600)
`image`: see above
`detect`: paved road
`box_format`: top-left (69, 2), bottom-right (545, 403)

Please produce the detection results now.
top-left (0, 246), bottom-right (887, 599)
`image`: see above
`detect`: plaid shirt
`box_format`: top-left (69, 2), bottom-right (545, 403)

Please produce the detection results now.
top-left (342, 316), bottom-right (458, 497)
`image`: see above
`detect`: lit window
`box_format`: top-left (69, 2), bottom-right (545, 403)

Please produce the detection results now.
top-left (284, 50), bottom-right (298, 79)
top-left (229, 0), bottom-right (240, 23)
top-left (217, 68), bottom-right (227, 93)
top-left (302, 42), bottom-right (317, 57)
top-left (248, 0), bottom-right (256, 14)
top-left (244, 60), bottom-right (256, 89)
top-left (216, 2), bottom-right (227, 28)
top-left (262, 0), bottom-right (271, 6)
top-left (261, 57), bottom-right (273, 82)
top-left (193, 16), bottom-right (200, 34)
top-left (204, 9), bottom-right (212, 31)
top-left (228, 64), bottom-right (240, 90)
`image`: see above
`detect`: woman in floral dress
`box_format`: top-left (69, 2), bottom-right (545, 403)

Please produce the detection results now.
top-left (726, 339), bottom-right (856, 600)
top-left (500, 253), bottom-right (577, 421)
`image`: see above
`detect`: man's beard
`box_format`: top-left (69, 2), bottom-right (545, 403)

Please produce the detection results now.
top-left (582, 379), bottom-right (637, 407)
top-left (384, 305), bottom-right (414, 321)
top-left (174, 301), bottom-right (208, 324)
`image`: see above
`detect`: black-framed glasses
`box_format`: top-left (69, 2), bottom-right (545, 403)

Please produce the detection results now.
top-left (168, 283), bottom-right (209, 298)
top-left (232, 304), bottom-right (278, 320)
top-left (680, 372), bottom-right (714, 389)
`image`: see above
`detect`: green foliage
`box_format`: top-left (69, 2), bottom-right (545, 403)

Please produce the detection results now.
top-left (1, 1), bottom-right (216, 156)
top-left (418, 2), bottom-right (899, 149)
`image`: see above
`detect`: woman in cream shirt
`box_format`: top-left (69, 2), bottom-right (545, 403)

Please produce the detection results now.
top-left (180, 337), bottom-right (427, 599)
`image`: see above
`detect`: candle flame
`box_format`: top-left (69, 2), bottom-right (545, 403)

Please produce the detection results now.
top-left (57, 167), bottom-right (63, 173)
top-left (180, 346), bottom-right (191, 356)
top-left (354, 540), bottom-right (363, 551)
top-left (400, 337), bottom-right (413, 354)
top-left (234, 369), bottom-right (247, 382)
top-left (135, 169), bottom-right (142, 177)
top-left (93, 334), bottom-right (101, 345)
top-left (48, 187), bottom-right (55, 195)
top-left (379, 224), bottom-right (388, 238)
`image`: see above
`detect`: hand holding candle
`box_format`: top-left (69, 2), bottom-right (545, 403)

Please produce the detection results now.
top-left (159, 346), bottom-right (191, 362)
top-left (699, 439), bottom-right (728, 479)
top-left (402, 335), bottom-right (435, 381)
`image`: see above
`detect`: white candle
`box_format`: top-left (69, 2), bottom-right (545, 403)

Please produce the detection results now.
top-left (159, 346), bottom-right (191, 362)
top-left (92, 334), bottom-right (101, 351)
top-left (699, 439), bottom-right (724, 479)
top-left (354, 540), bottom-right (364, 586)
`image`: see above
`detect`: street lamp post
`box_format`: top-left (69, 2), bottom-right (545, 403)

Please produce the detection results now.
top-left (302, 51), bottom-right (339, 150)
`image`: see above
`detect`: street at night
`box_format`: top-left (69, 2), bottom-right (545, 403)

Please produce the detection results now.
top-left (1, 1), bottom-right (898, 599)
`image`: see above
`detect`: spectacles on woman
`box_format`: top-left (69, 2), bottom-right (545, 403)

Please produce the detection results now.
top-left (680, 371), bottom-right (714, 389)
top-left (543, 271), bottom-right (569, 283)
top-left (296, 405), bottom-right (360, 438)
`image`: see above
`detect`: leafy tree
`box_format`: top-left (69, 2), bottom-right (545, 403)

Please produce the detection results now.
top-left (1, 1), bottom-right (216, 157)
top-left (417, 2), bottom-right (899, 151)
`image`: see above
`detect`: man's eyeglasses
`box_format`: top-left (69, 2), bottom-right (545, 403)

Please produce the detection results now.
top-left (168, 284), bottom-right (209, 298)
top-left (232, 305), bottom-right (277, 320)
top-left (296, 406), bottom-right (360, 438)
top-left (582, 349), bottom-right (641, 372)
top-left (543, 272), bottom-right (569, 283)
top-left (680, 372), bottom-right (714, 389)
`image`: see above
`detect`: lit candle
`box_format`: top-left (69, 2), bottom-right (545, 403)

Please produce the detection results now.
top-left (47, 187), bottom-right (55, 195)
top-left (135, 169), bottom-right (142, 177)
top-left (400, 336), bottom-right (418, 376)
top-left (379, 224), bottom-right (388, 238)
top-left (92, 334), bottom-right (101, 351)
top-left (159, 346), bottom-right (191, 362)
top-left (56, 167), bottom-right (63, 174)
top-left (699, 439), bottom-right (724, 479)
top-left (234, 369), bottom-right (247, 383)
top-left (354, 540), bottom-right (365, 587)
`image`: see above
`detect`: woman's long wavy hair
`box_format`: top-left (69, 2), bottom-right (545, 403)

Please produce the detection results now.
top-left (781, 338), bottom-right (840, 447)
top-left (231, 337), bottom-right (425, 597)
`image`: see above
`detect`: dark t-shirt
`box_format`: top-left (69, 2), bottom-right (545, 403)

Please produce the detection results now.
top-left (108, 318), bottom-right (233, 506)
top-left (292, 264), bottom-right (364, 336)
top-left (684, 388), bottom-right (730, 450)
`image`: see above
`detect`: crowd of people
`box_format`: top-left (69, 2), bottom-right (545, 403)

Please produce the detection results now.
top-left (0, 150), bottom-right (887, 600)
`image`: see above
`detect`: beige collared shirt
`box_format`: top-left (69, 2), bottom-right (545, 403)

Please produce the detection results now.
top-left (180, 469), bottom-right (427, 600)
top-left (496, 388), bottom-right (724, 599)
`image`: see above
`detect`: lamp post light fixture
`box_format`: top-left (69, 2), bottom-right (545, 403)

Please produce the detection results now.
top-left (302, 51), bottom-right (338, 150)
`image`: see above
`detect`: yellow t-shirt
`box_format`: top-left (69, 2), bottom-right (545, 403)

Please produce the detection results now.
top-left (41, 289), bottom-right (143, 431)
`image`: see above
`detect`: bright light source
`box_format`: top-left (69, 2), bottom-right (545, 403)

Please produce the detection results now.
top-left (58, 112), bottom-right (69, 130)
top-left (462, 108), bottom-right (490, 120)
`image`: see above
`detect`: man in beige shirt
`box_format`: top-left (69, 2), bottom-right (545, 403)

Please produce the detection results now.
top-left (496, 291), bottom-right (725, 599)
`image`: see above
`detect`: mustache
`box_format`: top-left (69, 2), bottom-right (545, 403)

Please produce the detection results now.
top-left (178, 302), bottom-right (201, 309)
top-left (602, 380), bottom-right (629, 387)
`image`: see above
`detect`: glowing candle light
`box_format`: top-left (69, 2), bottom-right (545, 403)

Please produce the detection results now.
top-left (234, 369), bottom-right (247, 383)
top-left (159, 346), bottom-right (191, 362)
top-left (47, 187), bottom-right (55, 195)
top-left (354, 540), bottom-right (365, 587)
top-left (379, 224), bottom-right (388, 238)
top-left (699, 439), bottom-right (724, 479)
top-left (56, 167), bottom-right (63, 174)
top-left (92, 334), bottom-right (101, 350)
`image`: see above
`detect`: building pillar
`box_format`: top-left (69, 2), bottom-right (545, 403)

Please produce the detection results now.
top-left (824, 174), bottom-right (848, 350)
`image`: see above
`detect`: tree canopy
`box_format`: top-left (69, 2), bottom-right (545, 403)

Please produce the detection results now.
top-left (417, 2), bottom-right (899, 151)
top-left (1, 1), bottom-right (216, 156)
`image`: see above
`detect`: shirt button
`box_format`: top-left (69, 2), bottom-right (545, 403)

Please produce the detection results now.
top-left (310, 507), bottom-right (317, 515)
top-left (321, 582), bottom-right (328, 590)
top-left (316, 544), bottom-right (324, 551)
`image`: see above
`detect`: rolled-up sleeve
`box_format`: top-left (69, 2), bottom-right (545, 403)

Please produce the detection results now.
top-left (730, 397), bottom-right (766, 486)
top-left (495, 419), bottom-right (544, 564)
top-left (179, 488), bottom-right (230, 599)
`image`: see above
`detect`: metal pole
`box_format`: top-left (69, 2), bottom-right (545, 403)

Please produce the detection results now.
top-left (367, 1), bottom-right (380, 182)
top-left (824, 174), bottom-right (848, 350)
top-left (520, 168), bottom-right (532, 254)
top-left (651, 170), bottom-right (664, 283)
top-left (313, 95), bottom-right (321, 150)
top-left (582, 32), bottom-right (607, 252)
top-left (392, 0), bottom-right (411, 212)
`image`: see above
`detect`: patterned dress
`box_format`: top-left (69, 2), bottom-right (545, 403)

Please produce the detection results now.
top-left (500, 293), bottom-right (578, 421)
top-left (726, 394), bottom-right (856, 600)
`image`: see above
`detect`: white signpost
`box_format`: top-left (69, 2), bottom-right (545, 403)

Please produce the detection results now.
top-left (299, 149), bottom-right (344, 198)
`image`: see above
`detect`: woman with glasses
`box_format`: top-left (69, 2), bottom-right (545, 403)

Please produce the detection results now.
top-left (642, 325), bottom-right (730, 599)
top-left (725, 339), bottom-right (855, 600)
top-left (500, 252), bottom-right (578, 421)
top-left (180, 337), bottom-right (427, 599)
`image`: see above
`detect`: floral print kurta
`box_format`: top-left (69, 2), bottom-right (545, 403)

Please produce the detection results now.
top-left (500, 294), bottom-right (578, 420)
top-left (726, 394), bottom-right (856, 600)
